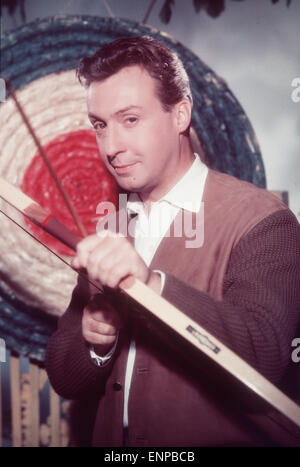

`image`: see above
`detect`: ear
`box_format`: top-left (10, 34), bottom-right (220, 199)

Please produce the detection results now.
top-left (174, 99), bottom-right (192, 134)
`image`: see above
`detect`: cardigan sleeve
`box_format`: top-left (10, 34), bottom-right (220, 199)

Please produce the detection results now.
top-left (161, 208), bottom-right (300, 385)
top-left (44, 274), bottom-right (119, 399)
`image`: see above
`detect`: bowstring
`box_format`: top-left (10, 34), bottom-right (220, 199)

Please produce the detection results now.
top-left (0, 208), bottom-right (103, 293)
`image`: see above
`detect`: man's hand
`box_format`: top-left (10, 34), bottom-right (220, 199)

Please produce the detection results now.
top-left (71, 231), bottom-right (161, 293)
top-left (82, 294), bottom-right (121, 356)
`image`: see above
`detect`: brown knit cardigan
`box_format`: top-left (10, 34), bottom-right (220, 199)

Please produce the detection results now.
top-left (45, 169), bottom-right (300, 446)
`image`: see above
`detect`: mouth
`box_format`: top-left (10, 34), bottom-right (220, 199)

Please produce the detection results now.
top-left (113, 161), bottom-right (139, 175)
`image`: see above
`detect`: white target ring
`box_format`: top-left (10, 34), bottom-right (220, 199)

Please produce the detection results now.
top-left (0, 70), bottom-right (109, 316)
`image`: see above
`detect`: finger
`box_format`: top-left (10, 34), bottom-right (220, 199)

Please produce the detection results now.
top-left (84, 307), bottom-right (118, 326)
top-left (87, 247), bottom-right (126, 286)
top-left (83, 330), bottom-right (117, 346)
top-left (83, 305), bottom-right (120, 328)
top-left (76, 233), bottom-right (106, 268)
top-left (103, 259), bottom-right (131, 288)
top-left (85, 238), bottom-right (118, 281)
top-left (87, 319), bottom-right (117, 336)
top-left (89, 236), bottom-right (136, 286)
top-left (70, 256), bottom-right (81, 269)
top-left (100, 247), bottom-right (148, 288)
top-left (82, 311), bottom-right (117, 336)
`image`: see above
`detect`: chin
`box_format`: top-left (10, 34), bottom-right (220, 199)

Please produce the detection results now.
top-left (117, 177), bottom-right (144, 193)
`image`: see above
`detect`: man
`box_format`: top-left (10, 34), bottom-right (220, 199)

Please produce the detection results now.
top-left (45, 36), bottom-right (300, 446)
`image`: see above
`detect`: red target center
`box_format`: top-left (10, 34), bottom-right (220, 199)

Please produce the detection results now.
top-left (21, 129), bottom-right (119, 255)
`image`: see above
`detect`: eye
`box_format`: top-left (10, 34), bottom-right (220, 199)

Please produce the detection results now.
top-left (124, 116), bottom-right (138, 126)
top-left (92, 121), bottom-right (106, 132)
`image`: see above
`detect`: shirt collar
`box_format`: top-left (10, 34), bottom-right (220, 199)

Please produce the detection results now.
top-left (127, 153), bottom-right (208, 215)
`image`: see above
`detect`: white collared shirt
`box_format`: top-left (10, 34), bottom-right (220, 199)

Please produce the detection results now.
top-left (122, 154), bottom-right (208, 427)
top-left (127, 153), bottom-right (207, 265)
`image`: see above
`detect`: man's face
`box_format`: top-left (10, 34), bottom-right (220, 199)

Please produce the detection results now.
top-left (87, 65), bottom-right (183, 200)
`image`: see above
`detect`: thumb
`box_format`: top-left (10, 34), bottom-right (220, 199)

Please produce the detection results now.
top-left (71, 256), bottom-right (81, 269)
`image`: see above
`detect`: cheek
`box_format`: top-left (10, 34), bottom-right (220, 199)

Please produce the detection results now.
top-left (136, 119), bottom-right (174, 152)
top-left (96, 141), bottom-right (112, 172)
top-left (146, 126), bottom-right (176, 157)
top-left (96, 137), bottom-right (108, 161)
top-left (96, 135), bottom-right (105, 153)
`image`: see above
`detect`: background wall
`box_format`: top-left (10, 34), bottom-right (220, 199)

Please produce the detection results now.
top-left (2, 0), bottom-right (299, 220)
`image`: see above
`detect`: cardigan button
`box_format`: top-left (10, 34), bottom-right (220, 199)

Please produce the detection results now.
top-left (113, 382), bottom-right (122, 391)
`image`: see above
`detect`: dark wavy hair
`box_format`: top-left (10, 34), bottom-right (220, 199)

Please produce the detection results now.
top-left (77, 36), bottom-right (193, 134)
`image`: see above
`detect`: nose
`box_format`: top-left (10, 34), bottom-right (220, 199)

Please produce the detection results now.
top-left (101, 124), bottom-right (125, 162)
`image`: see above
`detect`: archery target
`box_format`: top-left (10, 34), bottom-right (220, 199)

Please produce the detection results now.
top-left (0, 15), bottom-right (265, 321)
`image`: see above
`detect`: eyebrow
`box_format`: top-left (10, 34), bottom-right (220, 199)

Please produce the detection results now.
top-left (88, 105), bottom-right (143, 121)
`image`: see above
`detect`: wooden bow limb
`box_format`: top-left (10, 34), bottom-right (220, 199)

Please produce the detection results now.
top-left (0, 176), bottom-right (300, 429)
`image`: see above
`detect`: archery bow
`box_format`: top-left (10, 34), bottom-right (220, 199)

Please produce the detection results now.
top-left (0, 176), bottom-right (300, 429)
